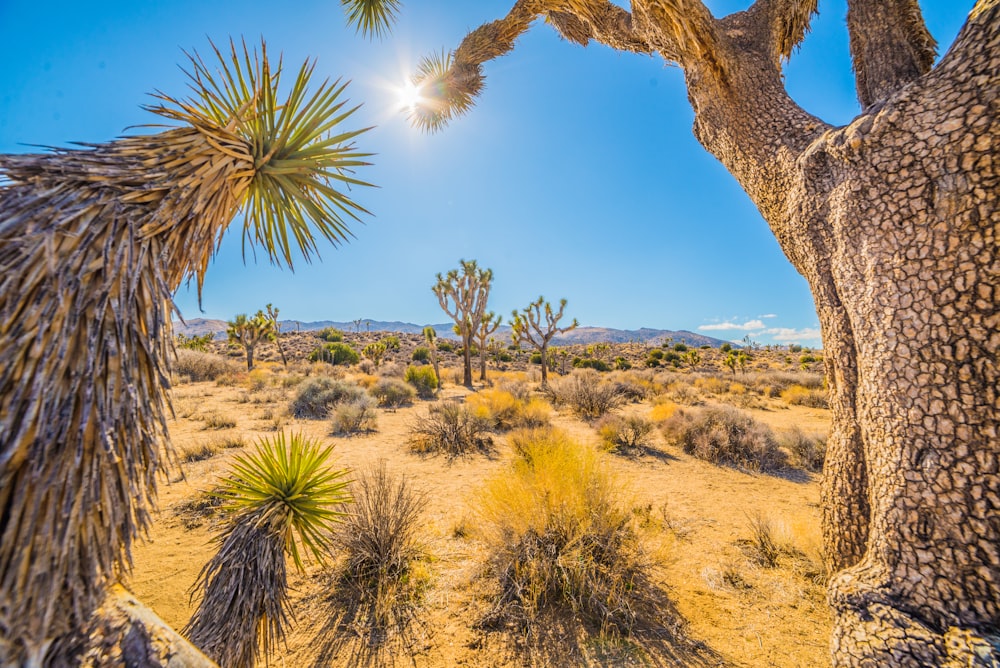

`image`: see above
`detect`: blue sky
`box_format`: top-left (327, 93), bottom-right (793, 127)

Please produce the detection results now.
top-left (0, 2), bottom-right (970, 346)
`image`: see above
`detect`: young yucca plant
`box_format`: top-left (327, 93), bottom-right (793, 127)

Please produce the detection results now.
top-left (185, 432), bottom-right (351, 668)
top-left (0, 38), bottom-right (372, 664)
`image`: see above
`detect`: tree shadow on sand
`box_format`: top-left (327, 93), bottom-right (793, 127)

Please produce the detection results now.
top-left (475, 581), bottom-right (729, 668)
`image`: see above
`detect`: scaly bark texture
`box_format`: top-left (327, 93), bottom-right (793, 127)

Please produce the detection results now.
top-left (426, 0), bottom-right (999, 664)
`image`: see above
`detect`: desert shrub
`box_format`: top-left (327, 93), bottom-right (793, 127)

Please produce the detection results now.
top-left (496, 377), bottom-right (530, 401)
top-left (571, 357), bottom-right (610, 372)
top-left (309, 341), bottom-right (360, 366)
top-left (379, 362), bottom-right (405, 378)
top-left (411, 346), bottom-right (431, 362)
top-left (179, 441), bottom-right (222, 463)
top-left (596, 414), bottom-right (655, 454)
top-left (547, 370), bottom-right (624, 419)
top-left (331, 395), bottom-right (379, 435)
top-left (529, 352), bottom-right (543, 365)
top-left (649, 400), bottom-right (679, 423)
top-left (739, 514), bottom-right (782, 568)
top-left (720, 343), bottom-right (732, 353)
top-left (475, 430), bottom-right (645, 633)
top-left (318, 327), bottom-right (345, 342)
top-left (506, 426), bottom-right (574, 461)
top-left (673, 343), bottom-right (688, 352)
top-left (518, 397), bottom-right (553, 429)
top-left (370, 377), bottom-right (416, 409)
top-left (201, 412), bottom-right (237, 430)
top-left (781, 384), bottom-right (829, 408)
top-left (358, 359), bottom-right (376, 375)
top-left (614, 356), bottom-right (632, 370)
top-left (408, 403), bottom-right (492, 456)
top-left (334, 462), bottom-right (427, 643)
top-left (693, 375), bottom-right (728, 395)
top-left (437, 340), bottom-right (454, 353)
top-left (661, 406), bottom-right (788, 472)
top-left (291, 377), bottom-right (366, 419)
top-left (404, 365), bottom-right (438, 399)
top-left (173, 349), bottom-right (239, 382)
top-left (466, 389), bottom-right (522, 430)
top-left (781, 427), bottom-right (827, 472)
top-left (610, 380), bottom-right (648, 403)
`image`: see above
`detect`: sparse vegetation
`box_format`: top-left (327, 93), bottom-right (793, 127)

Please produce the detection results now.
top-left (333, 462), bottom-right (428, 647)
top-left (596, 414), bottom-right (656, 454)
top-left (475, 429), bottom-right (646, 634)
top-left (370, 377), bottom-right (416, 409)
top-left (404, 364), bottom-right (438, 399)
top-left (661, 406), bottom-right (788, 472)
top-left (291, 377), bottom-right (366, 418)
top-left (781, 427), bottom-right (827, 472)
top-left (547, 369), bottom-right (624, 419)
top-left (331, 395), bottom-right (379, 435)
top-left (309, 341), bottom-right (360, 366)
top-left (408, 403), bottom-right (492, 456)
top-left (173, 349), bottom-right (239, 382)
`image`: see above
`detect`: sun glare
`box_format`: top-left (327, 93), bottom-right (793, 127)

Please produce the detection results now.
top-left (397, 81), bottom-right (422, 111)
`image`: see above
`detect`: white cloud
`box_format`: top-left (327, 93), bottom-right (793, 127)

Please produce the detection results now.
top-left (757, 313), bottom-right (777, 319)
top-left (763, 327), bottom-right (823, 343)
top-left (699, 319), bottom-right (766, 331)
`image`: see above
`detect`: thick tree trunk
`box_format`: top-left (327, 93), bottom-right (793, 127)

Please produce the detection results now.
top-left (683, 5), bottom-right (999, 664)
top-left (462, 333), bottom-right (474, 387)
top-left (539, 343), bottom-right (549, 386)
top-left (246, 344), bottom-right (255, 371)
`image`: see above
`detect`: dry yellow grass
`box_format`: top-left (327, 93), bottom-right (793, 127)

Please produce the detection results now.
top-left (129, 364), bottom-right (832, 667)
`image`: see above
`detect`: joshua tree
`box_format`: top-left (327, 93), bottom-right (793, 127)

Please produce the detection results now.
top-left (265, 303), bottom-right (288, 368)
top-left (227, 310), bottom-right (276, 371)
top-left (395, 1), bottom-right (999, 663)
top-left (510, 297), bottom-right (578, 387)
top-left (423, 326), bottom-right (442, 390)
top-left (432, 260), bottom-right (493, 388)
top-left (185, 432), bottom-right (350, 668)
top-left (475, 311), bottom-right (503, 382)
top-left (0, 40), bottom-right (372, 664)
top-left (363, 340), bottom-right (388, 368)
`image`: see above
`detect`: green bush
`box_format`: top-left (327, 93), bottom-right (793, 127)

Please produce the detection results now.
top-left (176, 332), bottom-right (216, 352)
top-left (437, 340), bottom-right (454, 353)
top-left (573, 357), bottom-right (610, 372)
top-left (309, 342), bottom-right (359, 366)
top-left (291, 377), bottom-right (366, 419)
top-left (613, 356), bottom-right (632, 371)
top-left (404, 365), bottom-right (438, 399)
top-left (318, 327), bottom-right (345, 342)
top-left (672, 343), bottom-right (688, 352)
top-left (720, 343), bottom-right (732, 353)
top-left (529, 352), bottom-right (543, 365)
top-left (371, 377), bottom-right (416, 409)
top-left (411, 346), bottom-right (431, 362)
top-left (660, 406), bottom-right (787, 472)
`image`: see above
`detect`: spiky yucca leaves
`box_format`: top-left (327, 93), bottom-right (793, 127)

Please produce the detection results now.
top-left (342, 0), bottom-right (402, 38)
top-left (185, 433), bottom-right (350, 667)
top-left (407, 51), bottom-right (485, 132)
top-left (0, 39), bottom-right (371, 663)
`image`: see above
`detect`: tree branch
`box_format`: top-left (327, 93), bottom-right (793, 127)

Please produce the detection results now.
top-left (846, 0), bottom-right (937, 107)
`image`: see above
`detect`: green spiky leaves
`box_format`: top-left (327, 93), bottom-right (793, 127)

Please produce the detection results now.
top-left (408, 50), bottom-right (484, 133)
top-left (217, 432), bottom-right (351, 570)
top-left (342, 0), bottom-right (401, 39)
top-left (148, 39), bottom-right (374, 271)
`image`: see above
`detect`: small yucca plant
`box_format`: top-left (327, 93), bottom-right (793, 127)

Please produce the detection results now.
top-left (185, 432), bottom-right (350, 668)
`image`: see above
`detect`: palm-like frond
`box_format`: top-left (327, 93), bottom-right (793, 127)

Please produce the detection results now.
top-left (217, 431), bottom-right (351, 569)
top-left (147, 38), bottom-right (374, 279)
top-left (342, 0), bottom-right (402, 39)
top-left (408, 51), bottom-right (484, 133)
top-left (185, 432), bottom-right (349, 666)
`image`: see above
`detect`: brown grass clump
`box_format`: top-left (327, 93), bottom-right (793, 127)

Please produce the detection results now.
top-left (475, 430), bottom-right (646, 634)
top-left (173, 348), bottom-right (240, 382)
top-left (466, 389), bottom-right (552, 431)
top-left (780, 384), bottom-right (829, 408)
top-left (780, 427), bottom-right (827, 472)
top-left (596, 414), bottom-right (656, 455)
top-left (661, 406), bottom-right (788, 472)
top-left (331, 395), bottom-right (379, 435)
top-left (200, 412), bottom-right (237, 430)
top-left (407, 403), bottom-right (493, 456)
top-left (332, 462), bottom-right (428, 649)
top-left (370, 377), bottom-right (416, 409)
top-left (547, 369), bottom-right (624, 419)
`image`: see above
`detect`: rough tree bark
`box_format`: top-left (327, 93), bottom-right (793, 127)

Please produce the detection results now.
top-left (423, 0), bottom-right (999, 664)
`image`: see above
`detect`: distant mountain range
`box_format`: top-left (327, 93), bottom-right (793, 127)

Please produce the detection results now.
top-left (173, 317), bottom-right (734, 348)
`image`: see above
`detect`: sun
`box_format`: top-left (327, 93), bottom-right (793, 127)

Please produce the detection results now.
top-left (397, 80), bottom-right (423, 111)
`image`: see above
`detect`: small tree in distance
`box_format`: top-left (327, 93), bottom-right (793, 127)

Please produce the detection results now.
top-left (510, 297), bottom-right (578, 388)
top-left (423, 326), bottom-right (442, 392)
top-left (432, 260), bottom-right (493, 388)
top-left (265, 303), bottom-right (288, 367)
top-left (475, 312), bottom-right (502, 382)
top-left (227, 310), bottom-right (276, 371)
